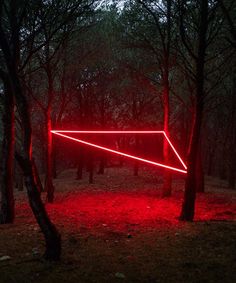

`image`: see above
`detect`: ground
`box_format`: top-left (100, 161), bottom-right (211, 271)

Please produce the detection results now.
top-left (0, 167), bottom-right (236, 283)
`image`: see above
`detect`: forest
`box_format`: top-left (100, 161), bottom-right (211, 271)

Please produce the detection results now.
top-left (0, 0), bottom-right (236, 282)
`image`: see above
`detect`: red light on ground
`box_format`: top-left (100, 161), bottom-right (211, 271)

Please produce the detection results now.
top-left (51, 130), bottom-right (187, 174)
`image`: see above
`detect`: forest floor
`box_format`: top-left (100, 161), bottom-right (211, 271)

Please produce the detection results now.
top-left (0, 166), bottom-right (236, 283)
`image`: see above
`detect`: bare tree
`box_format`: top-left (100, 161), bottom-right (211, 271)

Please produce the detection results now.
top-left (0, 0), bottom-right (72, 259)
top-left (130, 0), bottom-right (175, 196)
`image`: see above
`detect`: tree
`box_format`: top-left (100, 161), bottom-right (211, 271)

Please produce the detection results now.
top-left (0, 73), bottom-right (15, 224)
top-left (218, 0), bottom-right (236, 188)
top-left (121, 0), bottom-right (176, 196)
top-left (0, 0), bottom-right (74, 260)
top-left (179, 0), bottom-right (210, 221)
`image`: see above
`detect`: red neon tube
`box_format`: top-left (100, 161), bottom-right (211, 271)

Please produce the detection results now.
top-left (51, 130), bottom-right (164, 134)
top-left (51, 131), bottom-right (187, 174)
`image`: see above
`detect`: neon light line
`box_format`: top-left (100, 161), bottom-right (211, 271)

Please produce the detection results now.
top-left (52, 131), bottom-right (187, 174)
top-left (51, 130), bottom-right (187, 170)
top-left (51, 130), bottom-right (164, 134)
top-left (163, 132), bottom-right (187, 170)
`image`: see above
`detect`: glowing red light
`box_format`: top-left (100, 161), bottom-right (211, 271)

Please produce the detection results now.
top-left (51, 130), bottom-right (187, 174)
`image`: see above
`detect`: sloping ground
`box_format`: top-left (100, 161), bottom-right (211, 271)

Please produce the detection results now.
top-left (0, 167), bottom-right (236, 283)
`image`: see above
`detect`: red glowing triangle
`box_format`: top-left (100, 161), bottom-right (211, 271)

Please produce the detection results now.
top-left (51, 130), bottom-right (187, 174)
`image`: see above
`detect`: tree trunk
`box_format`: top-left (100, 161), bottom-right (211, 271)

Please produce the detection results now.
top-left (45, 108), bottom-right (55, 203)
top-left (16, 153), bottom-right (61, 260)
top-left (162, 69), bottom-right (172, 197)
top-left (134, 162), bottom-right (139, 176)
top-left (228, 70), bottom-right (236, 189)
top-left (0, 79), bottom-right (15, 224)
top-left (15, 160), bottom-right (24, 191)
top-left (228, 157), bottom-right (236, 189)
top-left (162, 0), bottom-right (172, 197)
top-left (228, 135), bottom-right (236, 189)
top-left (180, 0), bottom-right (208, 221)
top-left (196, 145), bottom-right (205, 192)
top-left (76, 148), bottom-right (84, 180)
top-left (0, 3), bottom-right (61, 260)
top-left (32, 158), bottom-right (43, 193)
top-left (180, 105), bottom-right (203, 221)
top-left (9, 70), bottom-right (61, 260)
top-left (207, 150), bottom-right (214, 176)
top-left (133, 136), bottom-right (139, 176)
top-left (16, 174), bottom-right (24, 191)
top-left (118, 138), bottom-right (124, 167)
top-left (98, 155), bottom-right (105, 175)
top-left (88, 154), bottom-right (94, 184)
top-left (52, 140), bottom-right (57, 179)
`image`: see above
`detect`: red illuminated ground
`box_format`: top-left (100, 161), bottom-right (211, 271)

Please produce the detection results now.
top-left (0, 167), bottom-right (236, 283)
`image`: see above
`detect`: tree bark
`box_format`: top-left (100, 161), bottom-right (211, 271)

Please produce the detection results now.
top-left (228, 151), bottom-right (236, 189)
top-left (4, 65), bottom-right (61, 259)
top-left (45, 108), bottom-right (55, 202)
top-left (32, 158), bottom-right (43, 193)
top-left (228, 69), bottom-right (236, 189)
top-left (88, 154), bottom-right (94, 184)
top-left (16, 173), bottom-right (24, 191)
top-left (228, 116), bottom-right (236, 189)
top-left (16, 153), bottom-right (61, 260)
top-left (134, 162), bottom-right (139, 176)
top-left (133, 136), bottom-right (139, 176)
top-left (162, 69), bottom-right (172, 197)
top-left (162, 0), bottom-right (172, 197)
top-left (98, 155), bottom-right (105, 175)
top-left (207, 150), bottom-right (214, 176)
top-left (52, 141), bottom-right (57, 179)
top-left (180, 104), bottom-right (203, 220)
top-left (196, 144), bottom-right (205, 193)
top-left (0, 79), bottom-right (15, 224)
top-left (15, 88), bottom-right (61, 259)
top-left (180, 0), bottom-right (208, 221)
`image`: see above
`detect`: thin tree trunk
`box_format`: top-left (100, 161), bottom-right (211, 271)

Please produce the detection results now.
top-left (196, 144), bottom-right (204, 193)
top-left (228, 134), bottom-right (236, 189)
top-left (162, 0), bottom-right (172, 197)
top-left (15, 159), bottom-right (24, 191)
top-left (228, 70), bottom-right (236, 189)
top-left (88, 154), bottom-right (94, 184)
top-left (0, 1), bottom-right (61, 260)
top-left (162, 70), bottom-right (172, 197)
top-left (98, 155), bottom-right (105, 175)
top-left (52, 140), bottom-right (57, 179)
top-left (228, 154), bottom-right (236, 189)
top-left (32, 158), bottom-right (43, 193)
top-left (45, 108), bottom-right (55, 203)
top-left (16, 153), bottom-right (61, 260)
top-left (16, 174), bottom-right (24, 191)
top-left (207, 150), bottom-right (214, 176)
top-left (133, 136), bottom-right (139, 176)
top-left (76, 148), bottom-right (84, 180)
top-left (118, 138), bottom-right (124, 167)
top-left (0, 79), bottom-right (15, 224)
top-left (134, 162), bottom-right (139, 176)
top-left (9, 70), bottom-right (61, 260)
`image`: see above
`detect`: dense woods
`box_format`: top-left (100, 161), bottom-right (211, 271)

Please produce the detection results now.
top-left (0, 0), bottom-right (235, 265)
